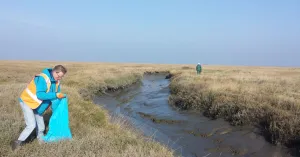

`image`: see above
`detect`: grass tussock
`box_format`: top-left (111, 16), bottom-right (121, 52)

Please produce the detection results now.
top-left (2, 60), bottom-right (299, 156)
top-left (168, 65), bottom-right (300, 145)
top-left (0, 61), bottom-right (181, 157)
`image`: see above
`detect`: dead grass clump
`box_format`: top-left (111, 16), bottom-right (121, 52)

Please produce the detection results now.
top-left (0, 61), bottom-right (178, 157)
top-left (168, 65), bottom-right (300, 145)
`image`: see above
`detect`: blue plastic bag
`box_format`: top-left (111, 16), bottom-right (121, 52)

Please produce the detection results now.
top-left (42, 97), bottom-right (72, 142)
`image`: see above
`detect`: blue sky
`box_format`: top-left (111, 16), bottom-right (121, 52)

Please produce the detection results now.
top-left (0, 1), bottom-right (299, 66)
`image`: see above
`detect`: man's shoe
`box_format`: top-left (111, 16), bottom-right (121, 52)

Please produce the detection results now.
top-left (10, 140), bottom-right (24, 151)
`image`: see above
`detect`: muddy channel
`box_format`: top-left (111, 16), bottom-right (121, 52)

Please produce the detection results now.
top-left (94, 73), bottom-right (293, 157)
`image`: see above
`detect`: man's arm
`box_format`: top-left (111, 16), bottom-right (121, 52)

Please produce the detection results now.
top-left (35, 76), bottom-right (57, 100)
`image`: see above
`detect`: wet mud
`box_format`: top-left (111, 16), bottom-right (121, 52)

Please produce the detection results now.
top-left (94, 73), bottom-right (293, 157)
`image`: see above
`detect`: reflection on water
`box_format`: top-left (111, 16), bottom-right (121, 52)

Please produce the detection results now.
top-left (94, 74), bottom-right (292, 157)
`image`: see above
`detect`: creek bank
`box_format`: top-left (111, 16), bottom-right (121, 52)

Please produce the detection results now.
top-left (168, 72), bottom-right (300, 156)
top-left (94, 73), bottom-right (292, 157)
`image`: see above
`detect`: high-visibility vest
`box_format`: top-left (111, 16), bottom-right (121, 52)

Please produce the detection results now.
top-left (20, 73), bottom-right (60, 109)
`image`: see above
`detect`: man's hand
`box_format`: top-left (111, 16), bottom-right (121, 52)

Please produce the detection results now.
top-left (56, 93), bottom-right (67, 99)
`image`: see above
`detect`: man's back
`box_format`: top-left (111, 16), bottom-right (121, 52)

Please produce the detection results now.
top-left (196, 64), bottom-right (202, 71)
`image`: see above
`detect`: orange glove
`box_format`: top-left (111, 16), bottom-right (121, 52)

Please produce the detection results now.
top-left (56, 93), bottom-right (66, 99)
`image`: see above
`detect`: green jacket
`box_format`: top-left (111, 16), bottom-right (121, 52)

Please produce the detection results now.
top-left (196, 64), bottom-right (202, 72)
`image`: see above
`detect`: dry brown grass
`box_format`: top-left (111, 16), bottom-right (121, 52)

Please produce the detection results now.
top-left (0, 60), bottom-right (182, 157)
top-left (2, 60), bottom-right (299, 156)
top-left (169, 65), bottom-right (300, 146)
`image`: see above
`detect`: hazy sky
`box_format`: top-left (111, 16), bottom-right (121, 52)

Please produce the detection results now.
top-left (0, 1), bottom-right (299, 66)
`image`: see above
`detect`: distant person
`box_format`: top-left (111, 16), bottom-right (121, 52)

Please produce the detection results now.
top-left (196, 63), bottom-right (202, 75)
top-left (11, 65), bottom-right (67, 150)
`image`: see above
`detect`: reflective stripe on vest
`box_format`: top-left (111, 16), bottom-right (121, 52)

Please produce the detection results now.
top-left (20, 73), bottom-right (59, 109)
top-left (38, 73), bottom-right (51, 92)
top-left (25, 88), bottom-right (42, 104)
